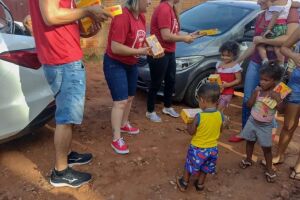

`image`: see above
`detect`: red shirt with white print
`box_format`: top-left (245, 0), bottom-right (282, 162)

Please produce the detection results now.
top-left (150, 1), bottom-right (179, 53)
top-left (106, 7), bottom-right (146, 65)
top-left (28, 0), bottom-right (82, 65)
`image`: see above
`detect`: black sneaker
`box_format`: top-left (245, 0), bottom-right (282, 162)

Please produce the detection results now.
top-left (50, 167), bottom-right (92, 188)
top-left (68, 151), bottom-right (93, 167)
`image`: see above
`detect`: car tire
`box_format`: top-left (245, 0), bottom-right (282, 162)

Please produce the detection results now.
top-left (184, 69), bottom-right (215, 108)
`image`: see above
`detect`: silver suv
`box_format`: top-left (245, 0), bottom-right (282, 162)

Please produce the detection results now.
top-left (137, 0), bottom-right (261, 107)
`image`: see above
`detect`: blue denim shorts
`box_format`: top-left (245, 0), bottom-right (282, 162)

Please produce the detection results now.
top-left (286, 92), bottom-right (300, 104)
top-left (43, 60), bottom-right (86, 124)
top-left (103, 54), bottom-right (138, 101)
top-left (287, 68), bottom-right (300, 104)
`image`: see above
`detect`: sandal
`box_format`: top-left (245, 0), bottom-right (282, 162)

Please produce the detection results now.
top-left (176, 176), bottom-right (188, 192)
top-left (289, 167), bottom-right (300, 181)
top-left (239, 159), bottom-right (252, 169)
top-left (194, 180), bottom-right (204, 192)
top-left (265, 171), bottom-right (277, 183)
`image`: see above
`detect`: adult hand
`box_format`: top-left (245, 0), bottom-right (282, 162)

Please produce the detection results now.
top-left (263, 30), bottom-right (271, 38)
top-left (80, 6), bottom-right (112, 37)
top-left (79, 20), bottom-right (102, 38)
top-left (183, 35), bottom-right (196, 44)
top-left (291, 53), bottom-right (300, 66)
top-left (137, 47), bottom-right (151, 56)
top-left (190, 31), bottom-right (203, 38)
top-left (86, 5), bottom-right (112, 23)
top-left (23, 15), bottom-right (33, 36)
top-left (253, 36), bottom-right (264, 45)
top-left (153, 52), bottom-right (165, 59)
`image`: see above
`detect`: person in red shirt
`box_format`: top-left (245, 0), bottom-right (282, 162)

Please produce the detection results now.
top-left (146, 0), bottom-right (197, 122)
top-left (29, 0), bottom-right (111, 188)
top-left (103, 0), bottom-right (151, 155)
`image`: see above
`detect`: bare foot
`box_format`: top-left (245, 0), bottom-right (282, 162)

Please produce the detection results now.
top-left (272, 155), bottom-right (284, 165)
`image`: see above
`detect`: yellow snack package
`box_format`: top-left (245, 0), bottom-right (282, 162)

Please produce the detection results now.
top-left (198, 28), bottom-right (219, 36)
top-left (263, 82), bottom-right (292, 109)
top-left (274, 82), bottom-right (292, 99)
top-left (146, 35), bottom-right (164, 58)
top-left (208, 74), bottom-right (222, 86)
top-left (104, 5), bottom-right (123, 17)
top-left (75, 0), bottom-right (100, 7)
top-left (181, 109), bottom-right (202, 124)
top-left (75, 0), bottom-right (101, 37)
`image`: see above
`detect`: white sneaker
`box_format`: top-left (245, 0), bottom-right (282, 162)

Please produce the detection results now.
top-left (162, 107), bottom-right (180, 118)
top-left (146, 112), bottom-right (162, 122)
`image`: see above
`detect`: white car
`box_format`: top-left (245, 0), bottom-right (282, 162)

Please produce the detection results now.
top-left (0, 0), bottom-right (55, 143)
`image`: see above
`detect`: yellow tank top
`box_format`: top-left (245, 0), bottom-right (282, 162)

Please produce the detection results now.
top-left (191, 109), bottom-right (223, 148)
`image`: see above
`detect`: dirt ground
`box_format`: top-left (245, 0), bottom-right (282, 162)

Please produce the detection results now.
top-left (1, 58), bottom-right (300, 200)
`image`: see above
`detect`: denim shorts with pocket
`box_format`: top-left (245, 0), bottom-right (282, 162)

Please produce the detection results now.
top-left (103, 54), bottom-right (138, 101)
top-left (287, 67), bottom-right (300, 104)
top-left (43, 60), bottom-right (86, 124)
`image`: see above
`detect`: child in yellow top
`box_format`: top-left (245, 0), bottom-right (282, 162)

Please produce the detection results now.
top-left (177, 83), bottom-right (224, 192)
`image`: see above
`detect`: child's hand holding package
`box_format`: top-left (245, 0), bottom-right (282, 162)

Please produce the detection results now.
top-left (187, 115), bottom-right (198, 136)
top-left (269, 91), bottom-right (282, 104)
top-left (221, 81), bottom-right (230, 89)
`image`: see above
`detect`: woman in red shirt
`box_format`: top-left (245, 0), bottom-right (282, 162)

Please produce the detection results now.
top-left (104, 0), bottom-right (151, 154)
top-left (146, 0), bottom-right (197, 122)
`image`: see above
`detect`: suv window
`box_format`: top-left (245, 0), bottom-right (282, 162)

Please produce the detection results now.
top-left (180, 2), bottom-right (253, 34)
top-left (0, 1), bottom-right (14, 34)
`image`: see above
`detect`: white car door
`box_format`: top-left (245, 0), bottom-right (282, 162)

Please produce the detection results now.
top-left (0, 1), bottom-right (54, 140)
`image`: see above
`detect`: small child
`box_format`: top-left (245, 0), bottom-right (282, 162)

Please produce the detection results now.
top-left (23, 15), bottom-right (33, 36)
top-left (239, 62), bottom-right (283, 183)
top-left (177, 83), bottom-right (223, 192)
top-left (257, 0), bottom-right (293, 67)
top-left (217, 41), bottom-right (242, 122)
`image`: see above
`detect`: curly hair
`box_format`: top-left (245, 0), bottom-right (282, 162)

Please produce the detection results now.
top-left (260, 61), bottom-right (283, 81)
top-left (219, 41), bottom-right (240, 59)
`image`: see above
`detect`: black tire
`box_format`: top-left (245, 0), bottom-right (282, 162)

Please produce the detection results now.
top-left (184, 69), bottom-right (215, 108)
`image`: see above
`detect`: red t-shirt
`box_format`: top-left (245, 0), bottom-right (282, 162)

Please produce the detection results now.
top-left (106, 8), bottom-right (146, 65)
top-left (251, 8), bottom-right (299, 64)
top-left (28, 0), bottom-right (82, 65)
top-left (150, 2), bottom-right (179, 53)
top-left (216, 62), bottom-right (242, 95)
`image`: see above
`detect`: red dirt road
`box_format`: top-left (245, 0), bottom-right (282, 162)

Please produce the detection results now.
top-left (1, 61), bottom-right (300, 200)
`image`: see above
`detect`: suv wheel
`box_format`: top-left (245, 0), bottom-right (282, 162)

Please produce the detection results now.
top-left (184, 69), bottom-right (215, 107)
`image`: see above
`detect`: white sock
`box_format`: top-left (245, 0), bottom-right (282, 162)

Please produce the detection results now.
top-left (262, 59), bottom-right (269, 64)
